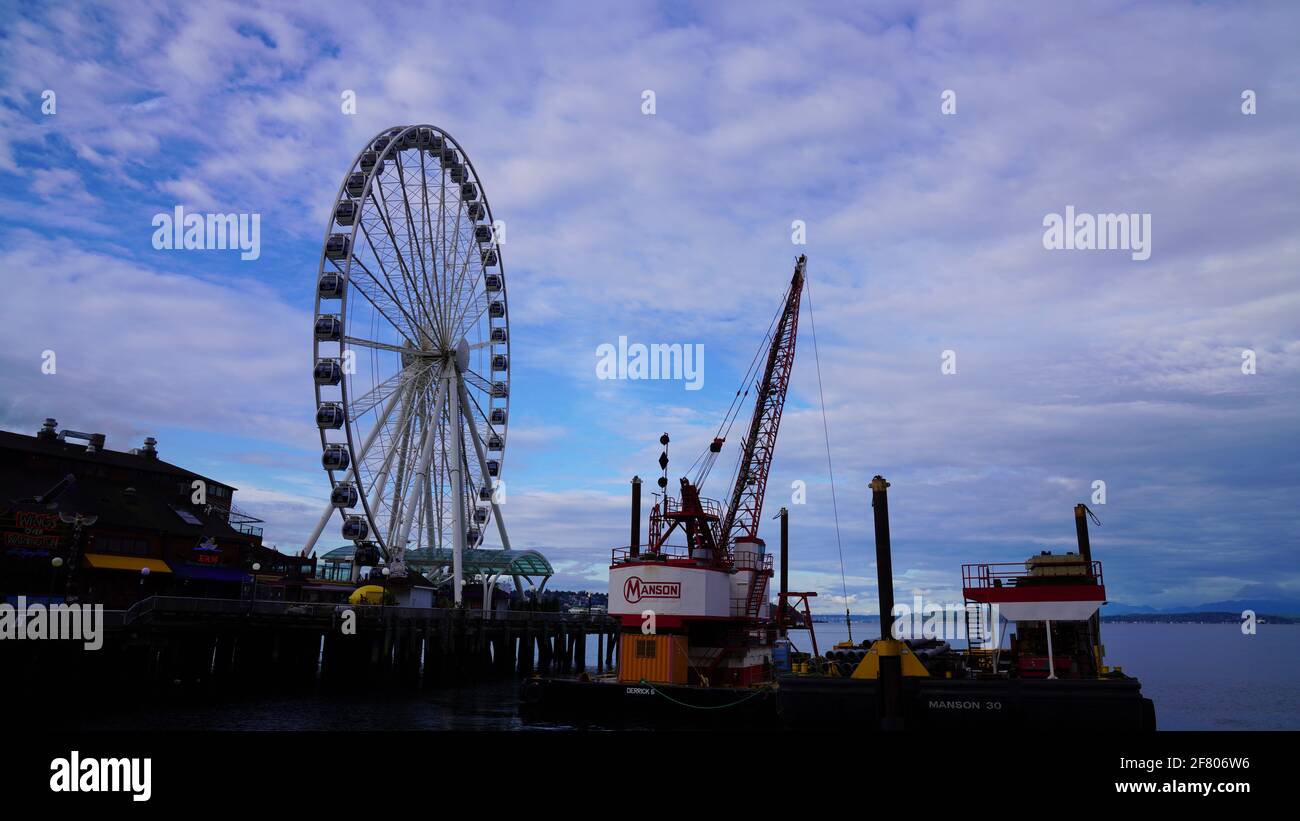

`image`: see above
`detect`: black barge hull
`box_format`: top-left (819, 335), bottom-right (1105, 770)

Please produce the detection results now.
top-left (778, 675), bottom-right (1157, 730)
top-left (520, 677), bottom-right (778, 729)
top-left (520, 675), bottom-right (1155, 731)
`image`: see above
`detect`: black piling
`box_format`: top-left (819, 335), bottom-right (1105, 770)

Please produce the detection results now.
top-left (871, 474), bottom-right (903, 731)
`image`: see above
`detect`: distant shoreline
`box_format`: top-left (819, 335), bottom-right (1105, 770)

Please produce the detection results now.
top-left (1100, 612), bottom-right (1298, 624)
top-left (809, 612), bottom-right (1299, 625)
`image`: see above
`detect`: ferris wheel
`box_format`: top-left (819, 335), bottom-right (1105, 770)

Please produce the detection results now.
top-left (300, 124), bottom-right (511, 599)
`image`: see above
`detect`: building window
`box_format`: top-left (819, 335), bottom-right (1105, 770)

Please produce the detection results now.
top-left (94, 536), bottom-right (149, 556)
top-left (635, 639), bottom-right (657, 659)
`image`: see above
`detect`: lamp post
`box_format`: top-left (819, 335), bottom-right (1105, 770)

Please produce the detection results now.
top-left (381, 566), bottom-right (391, 617)
top-left (58, 511), bottom-right (98, 602)
top-left (49, 556), bottom-right (64, 598)
top-left (251, 562), bottom-right (261, 608)
top-left (139, 565), bottom-right (150, 602)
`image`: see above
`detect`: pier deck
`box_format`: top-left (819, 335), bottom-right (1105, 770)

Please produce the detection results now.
top-left (3, 596), bottom-right (620, 712)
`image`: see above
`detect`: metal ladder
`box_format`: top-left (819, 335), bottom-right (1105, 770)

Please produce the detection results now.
top-left (745, 571), bottom-right (769, 619)
top-left (965, 600), bottom-right (997, 672)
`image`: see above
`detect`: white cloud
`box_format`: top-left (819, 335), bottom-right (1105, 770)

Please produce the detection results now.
top-left (1, 0), bottom-right (1298, 607)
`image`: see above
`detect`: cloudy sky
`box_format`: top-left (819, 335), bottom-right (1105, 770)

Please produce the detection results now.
top-left (2, 0), bottom-right (1297, 612)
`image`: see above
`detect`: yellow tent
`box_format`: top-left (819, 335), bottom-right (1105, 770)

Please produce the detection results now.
top-left (348, 585), bottom-right (386, 605)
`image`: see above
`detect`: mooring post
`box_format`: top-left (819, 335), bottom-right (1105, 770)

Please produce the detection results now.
top-left (522, 624), bottom-right (534, 674)
top-left (871, 474), bottom-right (903, 731)
top-left (778, 506), bottom-right (789, 638)
top-left (1075, 503), bottom-right (1103, 672)
top-left (630, 476), bottom-right (642, 558)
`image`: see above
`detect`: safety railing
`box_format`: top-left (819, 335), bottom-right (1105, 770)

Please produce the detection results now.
top-left (732, 551), bottom-right (773, 573)
top-left (657, 495), bottom-right (724, 520)
top-left (610, 544), bottom-right (695, 563)
top-left (962, 560), bottom-right (1102, 589)
top-left (122, 596), bottom-right (618, 627)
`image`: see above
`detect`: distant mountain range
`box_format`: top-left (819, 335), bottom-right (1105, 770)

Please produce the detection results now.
top-left (806, 599), bottom-right (1300, 621)
top-left (1103, 599), bottom-right (1300, 617)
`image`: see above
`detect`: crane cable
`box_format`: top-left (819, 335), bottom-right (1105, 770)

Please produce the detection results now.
top-left (804, 270), bottom-right (853, 643)
top-left (689, 286), bottom-right (789, 488)
top-left (711, 286), bottom-right (790, 494)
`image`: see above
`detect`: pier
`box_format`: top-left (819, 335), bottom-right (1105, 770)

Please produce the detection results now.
top-left (3, 596), bottom-right (620, 705)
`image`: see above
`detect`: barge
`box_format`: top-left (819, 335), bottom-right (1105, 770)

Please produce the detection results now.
top-left (775, 480), bottom-right (1157, 731)
top-left (520, 254), bottom-right (1155, 731)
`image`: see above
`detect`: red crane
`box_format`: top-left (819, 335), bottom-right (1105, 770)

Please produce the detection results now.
top-left (718, 254), bottom-right (805, 553)
top-left (645, 255), bottom-right (805, 571)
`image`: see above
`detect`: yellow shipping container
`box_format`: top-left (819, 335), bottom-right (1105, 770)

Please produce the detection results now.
top-left (619, 634), bottom-right (688, 685)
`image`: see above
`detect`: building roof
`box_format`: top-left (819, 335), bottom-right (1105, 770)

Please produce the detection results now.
top-left (0, 429), bottom-right (229, 489)
top-left (0, 470), bottom-right (247, 539)
top-left (320, 544), bottom-right (553, 578)
top-left (0, 429), bottom-right (248, 541)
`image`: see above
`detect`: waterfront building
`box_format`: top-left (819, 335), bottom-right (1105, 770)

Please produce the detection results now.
top-left (0, 419), bottom-right (304, 608)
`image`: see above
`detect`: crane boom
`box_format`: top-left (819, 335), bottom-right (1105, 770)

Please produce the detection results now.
top-left (719, 254), bottom-right (805, 551)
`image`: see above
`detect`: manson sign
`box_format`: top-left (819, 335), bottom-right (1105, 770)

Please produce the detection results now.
top-left (622, 576), bottom-right (681, 604)
top-left (608, 565), bottom-right (732, 617)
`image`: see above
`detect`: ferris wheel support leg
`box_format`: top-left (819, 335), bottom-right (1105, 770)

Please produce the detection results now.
top-left (300, 383), bottom-right (408, 557)
top-left (369, 374), bottom-right (440, 541)
top-left (449, 372), bottom-right (467, 606)
top-left (366, 381), bottom-right (420, 522)
top-left (457, 377), bottom-right (513, 551)
top-left (390, 379), bottom-right (447, 576)
top-left (301, 504), bottom-right (336, 559)
top-left (386, 408), bottom-right (417, 559)
top-left (424, 466), bottom-right (437, 557)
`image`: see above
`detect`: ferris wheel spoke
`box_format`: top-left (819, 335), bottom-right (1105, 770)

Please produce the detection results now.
top-left (344, 335), bottom-right (426, 357)
top-left (460, 380), bottom-right (501, 440)
top-left (444, 223), bottom-right (483, 334)
top-left (391, 149), bottom-right (442, 344)
top-left (361, 181), bottom-right (435, 342)
top-left (451, 288), bottom-right (491, 344)
top-left (349, 229), bottom-right (431, 346)
top-left (436, 157), bottom-right (449, 336)
top-left (415, 148), bottom-right (450, 345)
top-left (352, 218), bottom-right (410, 303)
top-left (441, 175), bottom-right (467, 347)
top-left (460, 368), bottom-right (496, 397)
top-left (458, 376), bottom-right (512, 549)
top-left (350, 361), bottom-right (430, 418)
top-left (331, 256), bottom-right (420, 346)
top-left (369, 180), bottom-right (434, 340)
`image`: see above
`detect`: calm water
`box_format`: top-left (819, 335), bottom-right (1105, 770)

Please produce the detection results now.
top-left (78, 623), bottom-right (1300, 731)
top-left (789, 621), bottom-right (1300, 731)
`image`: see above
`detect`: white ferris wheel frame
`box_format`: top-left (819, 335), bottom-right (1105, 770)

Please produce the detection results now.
top-left (301, 124), bottom-right (511, 604)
